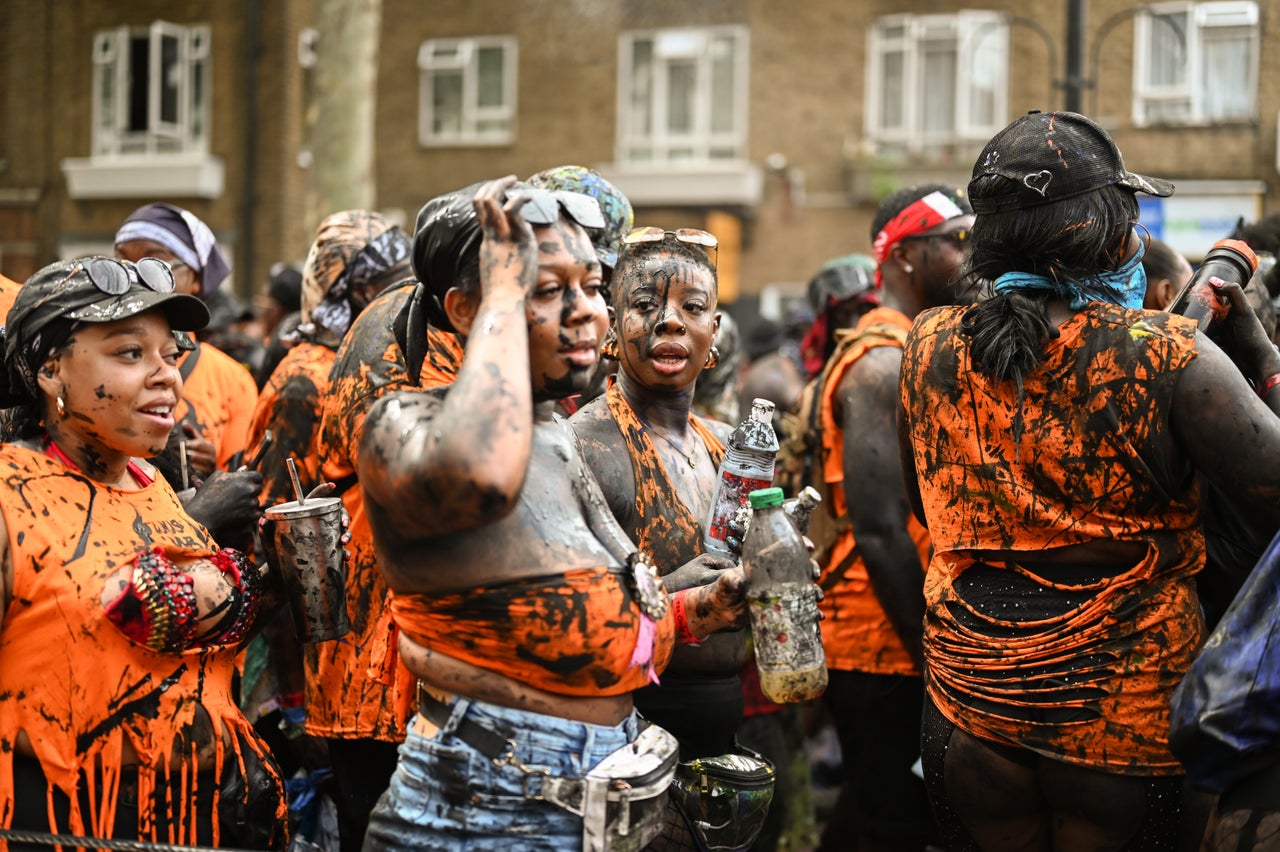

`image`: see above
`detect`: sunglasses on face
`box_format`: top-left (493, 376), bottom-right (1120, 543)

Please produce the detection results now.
top-left (621, 227), bottom-right (719, 263)
top-left (901, 228), bottom-right (970, 251)
top-left (510, 187), bottom-right (607, 231)
top-left (67, 257), bottom-right (177, 296)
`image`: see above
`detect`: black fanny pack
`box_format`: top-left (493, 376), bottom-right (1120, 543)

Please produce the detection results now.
top-left (670, 744), bottom-right (776, 852)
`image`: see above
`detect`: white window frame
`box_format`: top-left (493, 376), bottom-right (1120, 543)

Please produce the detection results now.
top-left (616, 25), bottom-right (750, 166)
top-left (91, 21), bottom-right (210, 157)
top-left (1133, 1), bottom-right (1259, 126)
top-left (417, 36), bottom-right (517, 147)
top-left (864, 12), bottom-right (1009, 155)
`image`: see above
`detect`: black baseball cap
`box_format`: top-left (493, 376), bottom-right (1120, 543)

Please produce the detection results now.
top-left (969, 110), bottom-right (1174, 215)
top-left (1, 257), bottom-right (208, 405)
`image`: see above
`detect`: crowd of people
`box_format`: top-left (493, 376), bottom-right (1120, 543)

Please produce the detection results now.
top-left (2, 109), bottom-right (1280, 852)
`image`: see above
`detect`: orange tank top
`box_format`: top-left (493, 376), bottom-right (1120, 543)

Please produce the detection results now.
top-left (0, 442), bottom-right (283, 843)
top-left (391, 566), bottom-right (676, 697)
top-left (816, 307), bottom-right (927, 675)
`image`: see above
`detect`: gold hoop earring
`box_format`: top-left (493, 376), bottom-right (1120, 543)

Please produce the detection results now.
top-left (704, 346), bottom-right (720, 370)
top-left (600, 333), bottom-right (620, 361)
top-left (56, 393), bottom-right (67, 418)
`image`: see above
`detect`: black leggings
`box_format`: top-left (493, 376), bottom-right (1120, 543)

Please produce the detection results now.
top-left (920, 697), bottom-right (1189, 852)
top-left (326, 737), bottom-right (401, 852)
top-left (10, 754), bottom-right (216, 848)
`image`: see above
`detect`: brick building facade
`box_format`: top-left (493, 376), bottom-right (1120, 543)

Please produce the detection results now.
top-left (1, 0), bottom-right (1276, 310)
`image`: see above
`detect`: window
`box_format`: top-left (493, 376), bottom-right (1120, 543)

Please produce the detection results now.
top-left (92, 21), bottom-right (210, 156)
top-left (617, 26), bottom-right (749, 165)
top-left (418, 37), bottom-right (517, 146)
top-left (1134, 2), bottom-right (1258, 125)
top-left (865, 13), bottom-right (1008, 156)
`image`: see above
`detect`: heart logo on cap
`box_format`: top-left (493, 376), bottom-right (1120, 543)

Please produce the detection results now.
top-left (1023, 171), bottom-right (1053, 196)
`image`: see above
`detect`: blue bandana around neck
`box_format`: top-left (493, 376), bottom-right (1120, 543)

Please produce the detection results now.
top-left (993, 238), bottom-right (1148, 311)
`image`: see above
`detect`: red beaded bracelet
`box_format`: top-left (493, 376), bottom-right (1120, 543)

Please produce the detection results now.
top-left (671, 589), bottom-right (702, 646)
top-left (1258, 372), bottom-right (1280, 400)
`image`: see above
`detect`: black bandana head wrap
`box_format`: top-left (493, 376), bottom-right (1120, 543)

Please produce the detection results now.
top-left (409, 183), bottom-right (486, 335)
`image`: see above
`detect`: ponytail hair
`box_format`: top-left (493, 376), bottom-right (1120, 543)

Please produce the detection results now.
top-left (960, 177), bottom-right (1138, 383)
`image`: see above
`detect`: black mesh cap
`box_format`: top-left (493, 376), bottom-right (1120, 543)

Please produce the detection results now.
top-left (969, 110), bottom-right (1174, 214)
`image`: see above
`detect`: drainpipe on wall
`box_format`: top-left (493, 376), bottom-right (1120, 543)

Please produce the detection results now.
top-left (1064, 0), bottom-right (1086, 113)
top-left (240, 0), bottom-right (261, 297)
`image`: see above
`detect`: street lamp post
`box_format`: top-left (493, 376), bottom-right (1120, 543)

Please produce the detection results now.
top-left (1065, 0), bottom-right (1087, 112)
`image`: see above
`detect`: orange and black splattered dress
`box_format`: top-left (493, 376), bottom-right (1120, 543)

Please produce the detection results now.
top-left (246, 341), bottom-right (337, 507)
top-left (899, 303), bottom-right (1205, 775)
top-left (0, 442), bottom-right (285, 846)
top-left (817, 306), bottom-right (928, 676)
top-left (307, 284), bottom-right (462, 741)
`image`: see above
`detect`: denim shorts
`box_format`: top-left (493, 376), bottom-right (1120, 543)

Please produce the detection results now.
top-left (363, 696), bottom-right (640, 851)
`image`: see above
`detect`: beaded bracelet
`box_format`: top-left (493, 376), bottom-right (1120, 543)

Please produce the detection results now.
top-left (203, 548), bottom-right (265, 646)
top-left (671, 588), bottom-right (702, 647)
top-left (105, 548), bottom-right (199, 653)
top-left (1258, 372), bottom-right (1280, 400)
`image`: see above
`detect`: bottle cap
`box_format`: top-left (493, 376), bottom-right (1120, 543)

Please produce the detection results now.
top-left (749, 487), bottom-right (785, 509)
top-left (1208, 239), bottom-right (1259, 274)
top-left (749, 398), bottom-right (776, 422)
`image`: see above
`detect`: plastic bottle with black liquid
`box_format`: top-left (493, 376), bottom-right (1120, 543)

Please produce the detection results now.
top-left (703, 398), bottom-right (779, 556)
top-left (1166, 239), bottom-right (1259, 338)
top-left (742, 486), bottom-right (827, 703)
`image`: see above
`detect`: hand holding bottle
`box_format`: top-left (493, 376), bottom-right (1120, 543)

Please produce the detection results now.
top-left (742, 487), bottom-right (828, 703)
top-left (1208, 275), bottom-right (1280, 387)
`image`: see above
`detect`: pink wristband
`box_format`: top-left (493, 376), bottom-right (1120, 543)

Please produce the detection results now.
top-left (671, 589), bottom-right (702, 646)
top-left (1258, 372), bottom-right (1280, 400)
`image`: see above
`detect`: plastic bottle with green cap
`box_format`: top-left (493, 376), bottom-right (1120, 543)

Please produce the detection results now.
top-left (741, 486), bottom-right (827, 703)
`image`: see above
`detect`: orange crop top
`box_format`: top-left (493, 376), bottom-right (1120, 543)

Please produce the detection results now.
top-left (390, 566), bottom-right (676, 697)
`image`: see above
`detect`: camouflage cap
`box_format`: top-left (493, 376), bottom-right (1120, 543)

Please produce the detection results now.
top-left (528, 165), bottom-right (634, 270)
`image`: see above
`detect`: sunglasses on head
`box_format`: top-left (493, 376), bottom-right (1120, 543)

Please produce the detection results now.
top-left (621, 227), bottom-right (719, 263)
top-left (78, 257), bottom-right (177, 296)
top-left (511, 187), bottom-right (607, 231)
top-left (901, 228), bottom-right (970, 250)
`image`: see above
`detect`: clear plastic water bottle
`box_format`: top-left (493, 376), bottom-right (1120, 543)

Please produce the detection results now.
top-left (742, 487), bottom-right (827, 703)
top-left (703, 398), bottom-right (779, 556)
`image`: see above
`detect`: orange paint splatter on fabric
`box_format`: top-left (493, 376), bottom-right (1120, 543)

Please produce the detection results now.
top-left (900, 303), bottom-right (1205, 774)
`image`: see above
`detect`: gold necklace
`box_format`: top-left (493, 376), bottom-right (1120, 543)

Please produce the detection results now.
top-left (647, 425), bottom-right (700, 469)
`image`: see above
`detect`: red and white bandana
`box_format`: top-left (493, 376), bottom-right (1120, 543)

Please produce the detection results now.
top-left (872, 191), bottom-right (966, 287)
